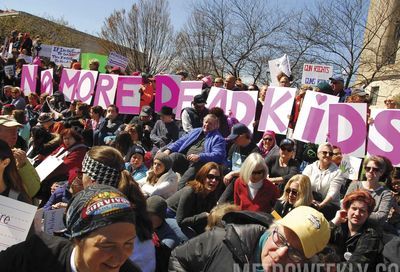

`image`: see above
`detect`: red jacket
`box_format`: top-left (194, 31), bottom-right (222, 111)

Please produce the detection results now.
top-left (234, 177), bottom-right (279, 213)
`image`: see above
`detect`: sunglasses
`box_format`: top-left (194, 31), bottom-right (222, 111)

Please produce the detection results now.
top-left (252, 169), bottom-right (265, 175)
top-left (280, 146), bottom-right (294, 152)
top-left (285, 188), bottom-right (298, 197)
top-left (272, 228), bottom-right (305, 262)
top-left (263, 137), bottom-right (273, 142)
top-left (206, 174), bottom-right (222, 182)
top-left (320, 151), bottom-right (334, 157)
top-left (364, 166), bottom-right (380, 173)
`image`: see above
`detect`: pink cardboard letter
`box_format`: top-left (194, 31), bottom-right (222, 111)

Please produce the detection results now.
top-left (328, 103), bottom-right (367, 157)
top-left (175, 81), bottom-right (203, 119)
top-left (206, 87), bottom-right (228, 111)
top-left (75, 70), bottom-right (98, 104)
top-left (368, 109), bottom-right (400, 166)
top-left (93, 74), bottom-right (119, 109)
top-left (40, 68), bottom-right (53, 95)
top-left (230, 91), bottom-right (258, 130)
top-left (116, 76), bottom-right (142, 115)
top-left (59, 68), bottom-right (80, 102)
top-left (154, 75), bottom-right (180, 112)
top-left (20, 65), bottom-right (38, 95)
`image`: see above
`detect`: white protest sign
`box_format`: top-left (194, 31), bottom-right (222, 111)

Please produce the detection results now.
top-left (258, 87), bottom-right (296, 135)
top-left (107, 51), bottom-right (129, 70)
top-left (207, 87), bottom-right (258, 131)
top-left (0, 195), bottom-right (37, 251)
top-left (268, 54), bottom-right (291, 86)
top-left (50, 46), bottom-right (81, 67)
top-left (301, 63), bottom-right (333, 85)
top-left (4, 65), bottom-right (14, 77)
top-left (367, 109), bottom-right (400, 166)
top-left (339, 155), bottom-right (363, 180)
top-left (175, 81), bottom-right (203, 119)
top-left (293, 91), bottom-right (339, 144)
top-left (44, 208), bottom-right (66, 235)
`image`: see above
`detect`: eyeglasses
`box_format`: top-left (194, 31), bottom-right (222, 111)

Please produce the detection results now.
top-left (364, 166), bottom-right (380, 173)
top-left (280, 146), bottom-right (294, 152)
top-left (263, 138), bottom-right (273, 142)
top-left (206, 174), bottom-right (222, 182)
top-left (332, 152), bottom-right (342, 156)
top-left (320, 151), bottom-right (333, 157)
top-left (252, 169), bottom-right (265, 175)
top-left (285, 188), bottom-right (298, 197)
top-left (272, 228), bottom-right (305, 263)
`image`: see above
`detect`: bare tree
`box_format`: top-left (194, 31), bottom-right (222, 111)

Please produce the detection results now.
top-left (175, 0), bottom-right (288, 81)
top-left (295, 0), bottom-right (399, 88)
top-left (100, 0), bottom-right (175, 74)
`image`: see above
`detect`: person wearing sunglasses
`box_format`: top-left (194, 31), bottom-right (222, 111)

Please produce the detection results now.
top-left (302, 143), bottom-right (344, 220)
top-left (384, 95), bottom-right (398, 109)
top-left (330, 190), bottom-right (382, 268)
top-left (266, 138), bottom-right (300, 192)
top-left (166, 162), bottom-right (223, 238)
top-left (345, 155), bottom-right (394, 226)
top-left (257, 130), bottom-right (279, 160)
top-left (274, 174), bottom-right (314, 217)
top-left (234, 153), bottom-right (279, 212)
top-left (169, 206), bottom-right (330, 271)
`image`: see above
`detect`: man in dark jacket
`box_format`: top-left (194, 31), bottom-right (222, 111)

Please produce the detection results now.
top-left (94, 104), bottom-right (123, 145)
top-left (181, 94), bottom-right (209, 133)
top-left (169, 206), bottom-right (330, 272)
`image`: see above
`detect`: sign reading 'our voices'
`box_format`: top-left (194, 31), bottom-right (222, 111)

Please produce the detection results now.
top-left (20, 65), bottom-right (400, 165)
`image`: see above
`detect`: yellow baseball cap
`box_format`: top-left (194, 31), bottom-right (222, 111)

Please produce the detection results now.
top-left (278, 206), bottom-right (330, 258)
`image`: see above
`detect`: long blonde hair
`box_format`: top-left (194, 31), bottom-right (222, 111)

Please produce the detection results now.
top-left (279, 174), bottom-right (313, 207)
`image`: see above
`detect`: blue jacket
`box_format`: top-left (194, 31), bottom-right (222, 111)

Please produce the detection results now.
top-left (167, 128), bottom-right (226, 164)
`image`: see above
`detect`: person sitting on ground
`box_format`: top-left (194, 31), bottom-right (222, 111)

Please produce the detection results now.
top-left (265, 138), bottom-right (299, 192)
top-left (129, 106), bottom-right (155, 151)
top-left (137, 152), bottom-right (178, 199)
top-left (330, 190), bottom-right (383, 268)
top-left (258, 130), bottom-right (279, 160)
top-left (274, 174), bottom-right (314, 218)
top-left (169, 206), bottom-right (330, 271)
top-left (150, 106), bottom-right (179, 150)
top-left (164, 114), bottom-right (226, 190)
top-left (10, 87), bottom-right (26, 110)
top-left (37, 112), bottom-right (64, 134)
top-left (94, 104), bottom-right (123, 145)
top-left (28, 125), bottom-right (61, 166)
top-left (181, 94), bottom-right (209, 133)
top-left (125, 145), bottom-right (148, 181)
top-left (166, 162), bottom-right (223, 238)
top-left (234, 153), bottom-right (279, 212)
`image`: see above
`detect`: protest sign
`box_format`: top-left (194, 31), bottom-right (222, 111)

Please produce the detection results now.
top-left (0, 195), bottom-right (37, 251)
top-left (93, 74), bottom-right (119, 109)
top-left (301, 63), bottom-right (333, 85)
top-left (268, 54), bottom-right (291, 86)
top-left (328, 103), bottom-right (367, 157)
top-left (115, 76), bottom-right (142, 115)
top-left (59, 68), bottom-right (81, 102)
top-left (74, 70), bottom-right (98, 105)
top-left (258, 87), bottom-right (296, 135)
top-left (175, 81), bottom-right (203, 119)
top-left (39, 44), bottom-right (53, 59)
top-left (41, 68), bottom-right (54, 95)
top-left (293, 91), bottom-right (339, 144)
top-left (339, 155), bottom-right (363, 180)
top-left (44, 208), bottom-right (66, 235)
top-left (367, 109), bottom-right (400, 166)
top-left (154, 75), bottom-right (181, 112)
top-left (81, 52), bottom-right (108, 73)
top-left (4, 65), bottom-right (14, 77)
top-left (20, 64), bottom-right (38, 95)
top-left (107, 51), bottom-right (129, 70)
top-left (207, 87), bottom-right (258, 130)
top-left (50, 46), bottom-right (81, 67)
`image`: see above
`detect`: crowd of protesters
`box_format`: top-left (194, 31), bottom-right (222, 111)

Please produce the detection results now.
top-left (0, 29), bottom-right (399, 272)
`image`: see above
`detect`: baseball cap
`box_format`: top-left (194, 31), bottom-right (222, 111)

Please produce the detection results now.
top-left (226, 123), bottom-right (250, 141)
top-left (278, 206), bottom-right (330, 259)
top-left (193, 94), bottom-right (206, 105)
top-left (147, 195), bottom-right (167, 220)
top-left (140, 106), bottom-right (153, 117)
top-left (329, 76), bottom-right (344, 82)
top-left (128, 145), bottom-right (145, 158)
top-left (65, 184), bottom-right (135, 238)
top-left (0, 115), bottom-right (23, 127)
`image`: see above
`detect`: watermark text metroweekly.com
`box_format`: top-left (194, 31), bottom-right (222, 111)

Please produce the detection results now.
top-left (233, 263), bottom-right (399, 272)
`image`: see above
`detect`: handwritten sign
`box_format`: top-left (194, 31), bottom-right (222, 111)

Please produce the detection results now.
top-left (4, 65), bottom-right (14, 77)
top-left (44, 208), bottom-right (66, 235)
top-left (339, 155), bottom-right (363, 180)
top-left (50, 46), bottom-right (81, 67)
top-left (107, 51), bottom-right (129, 70)
top-left (268, 54), bottom-right (291, 86)
top-left (301, 63), bottom-right (333, 85)
top-left (0, 195), bottom-right (37, 251)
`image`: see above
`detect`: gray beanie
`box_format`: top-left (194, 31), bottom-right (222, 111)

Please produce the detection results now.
top-left (147, 195), bottom-right (167, 220)
top-left (154, 152), bottom-right (172, 171)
